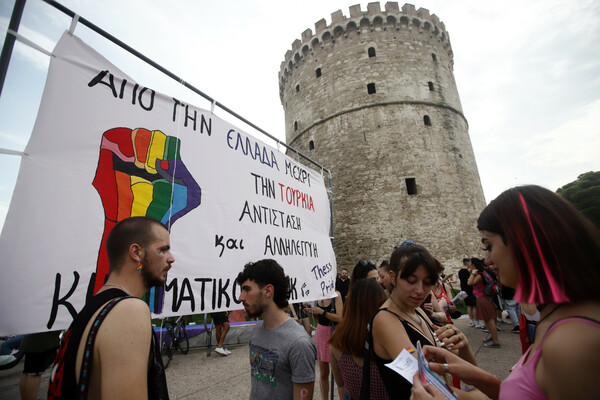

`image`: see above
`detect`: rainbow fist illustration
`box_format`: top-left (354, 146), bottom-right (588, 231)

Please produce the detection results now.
top-left (92, 127), bottom-right (201, 306)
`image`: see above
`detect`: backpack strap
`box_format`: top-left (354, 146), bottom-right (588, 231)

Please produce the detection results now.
top-left (77, 296), bottom-right (132, 399)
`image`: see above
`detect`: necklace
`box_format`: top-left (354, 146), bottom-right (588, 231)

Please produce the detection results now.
top-left (389, 294), bottom-right (438, 345)
top-left (536, 304), bottom-right (563, 326)
top-left (389, 295), bottom-right (421, 326)
top-left (104, 282), bottom-right (132, 296)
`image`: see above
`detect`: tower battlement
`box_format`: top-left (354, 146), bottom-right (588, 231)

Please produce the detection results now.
top-left (279, 2), bottom-right (452, 92)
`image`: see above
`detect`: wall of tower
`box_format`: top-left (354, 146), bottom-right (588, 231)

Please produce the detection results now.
top-left (279, 2), bottom-right (487, 270)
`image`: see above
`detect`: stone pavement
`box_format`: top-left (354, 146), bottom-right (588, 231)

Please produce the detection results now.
top-left (0, 314), bottom-right (521, 399)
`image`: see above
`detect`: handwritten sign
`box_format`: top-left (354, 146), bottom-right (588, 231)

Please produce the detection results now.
top-left (0, 32), bottom-right (336, 336)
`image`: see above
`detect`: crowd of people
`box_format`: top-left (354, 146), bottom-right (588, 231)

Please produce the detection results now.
top-left (2, 184), bottom-right (599, 399)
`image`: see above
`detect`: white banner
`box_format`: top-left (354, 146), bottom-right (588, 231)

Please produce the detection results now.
top-left (0, 32), bottom-right (336, 336)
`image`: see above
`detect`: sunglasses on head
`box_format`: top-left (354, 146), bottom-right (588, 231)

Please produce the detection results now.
top-left (358, 260), bottom-right (375, 267)
top-left (394, 240), bottom-right (416, 249)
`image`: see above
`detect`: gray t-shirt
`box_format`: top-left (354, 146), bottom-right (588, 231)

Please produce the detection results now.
top-left (249, 318), bottom-right (317, 399)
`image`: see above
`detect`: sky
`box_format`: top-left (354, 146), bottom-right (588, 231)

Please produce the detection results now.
top-left (1, 0), bottom-right (599, 229)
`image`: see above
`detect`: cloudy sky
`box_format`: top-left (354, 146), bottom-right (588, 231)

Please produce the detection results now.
top-left (1, 0), bottom-right (599, 229)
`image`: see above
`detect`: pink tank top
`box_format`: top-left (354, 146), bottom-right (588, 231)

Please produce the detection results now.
top-left (499, 316), bottom-right (600, 400)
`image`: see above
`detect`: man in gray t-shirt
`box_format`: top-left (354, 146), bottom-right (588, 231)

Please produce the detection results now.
top-left (237, 259), bottom-right (317, 399)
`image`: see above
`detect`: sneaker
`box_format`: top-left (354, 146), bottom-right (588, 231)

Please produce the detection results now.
top-left (215, 347), bottom-right (228, 356)
top-left (511, 326), bottom-right (520, 334)
top-left (469, 320), bottom-right (476, 327)
top-left (224, 348), bottom-right (232, 355)
top-left (483, 335), bottom-right (492, 343)
top-left (484, 342), bottom-right (501, 348)
top-left (482, 328), bottom-right (490, 333)
top-left (497, 327), bottom-right (503, 332)
top-left (0, 355), bottom-right (16, 366)
top-left (475, 323), bottom-right (486, 329)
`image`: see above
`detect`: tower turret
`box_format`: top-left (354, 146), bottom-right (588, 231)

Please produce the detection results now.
top-left (279, 2), bottom-right (486, 269)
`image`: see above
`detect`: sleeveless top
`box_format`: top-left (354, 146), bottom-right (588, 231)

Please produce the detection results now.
top-left (371, 308), bottom-right (436, 398)
top-left (338, 352), bottom-right (388, 400)
top-left (433, 284), bottom-right (452, 323)
top-left (500, 316), bottom-right (600, 400)
top-left (472, 278), bottom-right (485, 298)
top-left (317, 299), bottom-right (337, 326)
top-left (47, 289), bottom-right (169, 399)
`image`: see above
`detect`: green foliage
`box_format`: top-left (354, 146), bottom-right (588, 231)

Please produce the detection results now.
top-left (557, 171), bottom-right (600, 229)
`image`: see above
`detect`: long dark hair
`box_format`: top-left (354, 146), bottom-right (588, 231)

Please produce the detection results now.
top-left (328, 279), bottom-right (386, 357)
top-left (477, 185), bottom-right (600, 304)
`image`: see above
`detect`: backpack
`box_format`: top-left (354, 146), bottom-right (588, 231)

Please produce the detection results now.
top-left (481, 271), bottom-right (499, 297)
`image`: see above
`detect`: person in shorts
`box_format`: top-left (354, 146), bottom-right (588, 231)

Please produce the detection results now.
top-left (211, 311), bottom-right (231, 356)
top-left (20, 330), bottom-right (61, 400)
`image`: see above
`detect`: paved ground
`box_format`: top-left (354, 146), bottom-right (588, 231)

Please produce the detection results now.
top-left (0, 314), bottom-right (521, 399)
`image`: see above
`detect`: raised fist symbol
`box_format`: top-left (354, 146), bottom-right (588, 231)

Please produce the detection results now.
top-left (92, 127), bottom-right (201, 301)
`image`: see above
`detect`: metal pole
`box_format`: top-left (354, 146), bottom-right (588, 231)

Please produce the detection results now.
top-left (0, 0), bottom-right (27, 98)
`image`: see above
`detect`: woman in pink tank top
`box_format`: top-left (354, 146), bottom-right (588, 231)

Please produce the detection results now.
top-left (410, 185), bottom-right (600, 400)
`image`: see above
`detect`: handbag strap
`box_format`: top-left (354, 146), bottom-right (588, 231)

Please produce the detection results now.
top-left (77, 296), bottom-right (132, 399)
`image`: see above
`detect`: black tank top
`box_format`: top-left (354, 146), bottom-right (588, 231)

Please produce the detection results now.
top-left (317, 299), bottom-right (336, 326)
top-left (371, 308), bottom-right (436, 398)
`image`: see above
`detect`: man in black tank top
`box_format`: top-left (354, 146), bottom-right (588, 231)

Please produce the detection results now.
top-left (48, 217), bottom-right (174, 399)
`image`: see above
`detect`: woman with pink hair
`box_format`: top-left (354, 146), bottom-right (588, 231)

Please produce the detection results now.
top-left (412, 185), bottom-right (600, 400)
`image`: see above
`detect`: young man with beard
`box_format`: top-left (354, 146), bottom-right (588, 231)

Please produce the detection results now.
top-left (335, 267), bottom-right (350, 302)
top-left (237, 259), bottom-right (317, 399)
top-left (48, 217), bottom-right (174, 399)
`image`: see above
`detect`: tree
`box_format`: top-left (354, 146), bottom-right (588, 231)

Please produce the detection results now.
top-left (556, 171), bottom-right (600, 229)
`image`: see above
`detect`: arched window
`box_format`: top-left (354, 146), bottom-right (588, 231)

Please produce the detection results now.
top-left (424, 115), bottom-right (431, 126)
top-left (294, 121), bottom-right (298, 131)
top-left (368, 47), bottom-right (376, 58)
top-left (309, 140), bottom-right (315, 150)
top-left (428, 81), bottom-right (434, 91)
top-left (431, 53), bottom-right (437, 62)
top-left (295, 84), bottom-right (300, 93)
top-left (316, 68), bottom-right (322, 78)
top-left (367, 83), bottom-right (376, 94)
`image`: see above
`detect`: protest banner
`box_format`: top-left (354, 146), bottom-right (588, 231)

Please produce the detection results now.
top-left (0, 32), bottom-right (336, 335)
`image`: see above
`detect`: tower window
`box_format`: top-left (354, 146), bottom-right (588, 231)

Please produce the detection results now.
top-left (431, 53), bottom-right (437, 62)
top-left (294, 121), bottom-right (298, 131)
top-left (309, 140), bottom-right (315, 150)
top-left (424, 115), bottom-right (431, 126)
top-left (368, 47), bottom-right (376, 58)
top-left (316, 68), bottom-right (322, 78)
top-left (367, 83), bottom-right (376, 94)
top-left (295, 84), bottom-right (300, 93)
top-left (405, 178), bottom-right (417, 195)
top-left (428, 81), bottom-right (434, 91)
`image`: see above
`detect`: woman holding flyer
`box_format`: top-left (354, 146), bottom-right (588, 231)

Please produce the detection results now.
top-left (369, 243), bottom-right (476, 398)
top-left (411, 185), bottom-right (600, 400)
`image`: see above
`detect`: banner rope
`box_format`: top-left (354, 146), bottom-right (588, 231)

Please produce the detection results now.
top-left (7, 29), bottom-right (54, 57)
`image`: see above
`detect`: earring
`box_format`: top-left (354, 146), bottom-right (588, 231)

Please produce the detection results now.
top-left (137, 264), bottom-right (142, 274)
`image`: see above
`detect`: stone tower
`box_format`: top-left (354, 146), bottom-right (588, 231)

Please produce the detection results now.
top-left (279, 2), bottom-right (486, 270)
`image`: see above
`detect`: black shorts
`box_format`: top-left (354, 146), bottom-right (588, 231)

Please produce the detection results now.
top-left (464, 294), bottom-right (477, 307)
top-left (23, 349), bottom-right (57, 375)
top-left (211, 312), bottom-right (229, 326)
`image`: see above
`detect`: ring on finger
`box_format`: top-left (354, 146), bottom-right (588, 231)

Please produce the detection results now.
top-left (443, 363), bottom-right (449, 374)
top-left (451, 328), bottom-right (458, 336)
